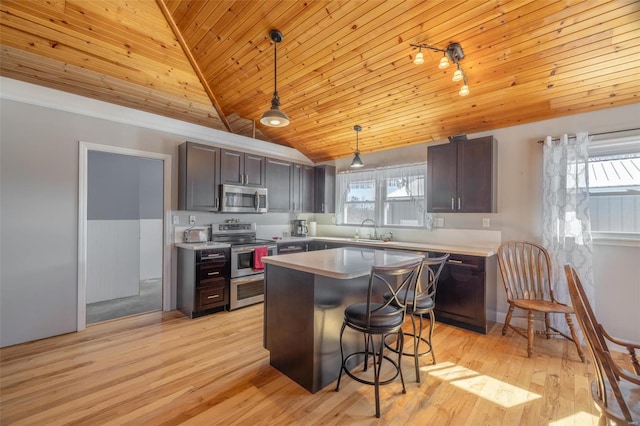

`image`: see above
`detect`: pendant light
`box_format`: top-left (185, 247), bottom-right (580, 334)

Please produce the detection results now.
top-left (260, 29), bottom-right (289, 127)
top-left (350, 125), bottom-right (364, 168)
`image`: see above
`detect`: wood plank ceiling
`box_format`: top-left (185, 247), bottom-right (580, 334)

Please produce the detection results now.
top-left (1, 0), bottom-right (639, 163)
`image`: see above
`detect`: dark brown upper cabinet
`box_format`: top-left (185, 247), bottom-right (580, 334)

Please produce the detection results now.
top-left (314, 165), bottom-right (336, 213)
top-left (179, 142), bottom-right (221, 211)
top-left (219, 148), bottom-right (266, 188)
top-left (265, 158), bottom-right (293, 212)
top-left (427, 136), bottom-right (497, 213)
top-left (292, 163), bottom-right (315, 213)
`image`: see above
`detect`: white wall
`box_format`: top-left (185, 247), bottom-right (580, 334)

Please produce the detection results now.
top-left (1, 77), bottom-right (638, 346)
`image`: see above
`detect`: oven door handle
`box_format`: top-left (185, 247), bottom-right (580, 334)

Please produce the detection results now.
top-left (232, 247), bottom-right (255, 254)
top-left (231, 275), bottom-right (264, 285)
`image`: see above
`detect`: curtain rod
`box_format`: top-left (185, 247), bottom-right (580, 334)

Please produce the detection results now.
top-left (536, 128), bottom-right (640, 144)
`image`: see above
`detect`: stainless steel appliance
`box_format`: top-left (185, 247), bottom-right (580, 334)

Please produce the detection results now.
top-left (220, 184), bottom-right (268, 213)
top-left (210, 222), bottom-right (276, 310)
top-left (183, 226), bottom-right (210, 243)
top-left (292, 219), bottom-right (308, 237)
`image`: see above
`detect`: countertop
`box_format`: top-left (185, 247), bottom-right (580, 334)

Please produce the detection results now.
top-left (312, 236), bottom-right (497, 257)
top-left (175, 236), bottom-right (497, 257)
top-left (175, 242), bottom-right (230, 250)
top-left (261, 246), bottom-right (424, 280)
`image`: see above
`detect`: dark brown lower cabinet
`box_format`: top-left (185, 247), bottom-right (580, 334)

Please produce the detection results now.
top-left (177, 247), bottom-right (230, 318)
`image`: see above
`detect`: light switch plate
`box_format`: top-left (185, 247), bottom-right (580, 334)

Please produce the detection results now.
top-left (435, 217), bottom-right (444, 228)
top-left (482, 218), bottom-right (490, 228)
top-left (172, 215), bottom-right (179, 225)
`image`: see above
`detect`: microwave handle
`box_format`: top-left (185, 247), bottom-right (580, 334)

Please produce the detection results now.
top-left (255, 190), bottom-right (259, 211)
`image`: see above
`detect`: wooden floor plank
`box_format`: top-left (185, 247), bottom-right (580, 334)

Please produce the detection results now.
top-left (0, 304), bottom-right (610, 425)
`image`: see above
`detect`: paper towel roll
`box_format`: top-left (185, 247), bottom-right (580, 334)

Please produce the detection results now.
top-left (308, 221), bottom-right (317, 237)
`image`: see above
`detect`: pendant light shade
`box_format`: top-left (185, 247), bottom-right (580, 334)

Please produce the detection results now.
top-left (438, 54), bottom-right (450, 69)
top-left (350, 125), bottom-right (364, 168)
top-left (452, 65), bottom-right (463, 82)
top-left (261, 30), bottom-right (289, 127)
top-left (413, 49), bottom-right (424, 65)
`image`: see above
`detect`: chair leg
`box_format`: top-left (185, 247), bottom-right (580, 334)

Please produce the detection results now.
top-left (373, 334), bottom-right (381, 418)
top-left (363, 333), bottom-right (370, 372)
top-left (527, 310), bottom-right (534, 358)
top-left (335, 322), bottom-right (347, 391)
top-left (428, 311), bottom-right (436, 365)
top-left (565, 313), bottom-right (586, 362)
top-left (398, 330), bottom-right (406, 395)
top-left (544, 313), bottom-right (551, 339)
top-left (503, 304), bottom-right (515, 335)
top-left (410, 314), bottom-right (421, 383)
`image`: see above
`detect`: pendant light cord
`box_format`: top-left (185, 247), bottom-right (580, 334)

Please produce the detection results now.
top-left (273, 37), bottom-right (278, 97)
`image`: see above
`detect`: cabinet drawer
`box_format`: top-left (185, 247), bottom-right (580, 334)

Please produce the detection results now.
top-left (196, 263), bottom-right (227, 286)
top-left (196, 284), bottom-right (227, 310)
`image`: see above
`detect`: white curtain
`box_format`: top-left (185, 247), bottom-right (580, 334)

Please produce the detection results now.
top-left (542, 132), bottom-right (594, 332)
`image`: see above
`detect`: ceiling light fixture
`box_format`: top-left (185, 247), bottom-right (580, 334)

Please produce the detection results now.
top-left (410, 42), bottom-right (469, 96)
top-left (260, 29), bottom-right (289, 127)
top-left (350, 125), bottom-right (364, 168)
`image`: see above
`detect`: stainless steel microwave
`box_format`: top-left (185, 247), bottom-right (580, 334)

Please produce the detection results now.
top-left (220, 184), bottom-right (268, 213)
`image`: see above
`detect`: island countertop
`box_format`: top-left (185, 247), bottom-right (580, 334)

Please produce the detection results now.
top-left (261, 246), bottom-right (423, 280)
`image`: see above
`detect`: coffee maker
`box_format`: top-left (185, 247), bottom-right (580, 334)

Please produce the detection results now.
top-left (292, 219), bottom-right (308, 237)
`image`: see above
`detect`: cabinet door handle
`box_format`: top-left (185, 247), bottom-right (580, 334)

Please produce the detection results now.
top-left (207, 295), bottom-right (220, 299)
top-left (207, 272), bottom-right (219, 276)
top-left (321, 203), bottom-right (325, 212)
top-left (245, 174), bottom-right (249, 185)
top-left (458, 197), bottom-right (461, 210)
top-left (215, 198), bottom-right (219, 209)
top-left (451, 198), bottom-right (455, 210)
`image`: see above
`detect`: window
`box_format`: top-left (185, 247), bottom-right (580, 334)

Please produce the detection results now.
top-left (589, 136), bottom-right (640, 235)
top-left (336, 164), bottom-right (430, 228)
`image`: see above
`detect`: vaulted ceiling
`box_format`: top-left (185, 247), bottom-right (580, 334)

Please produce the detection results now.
top-left (1, 1), bottom-right (639, 162)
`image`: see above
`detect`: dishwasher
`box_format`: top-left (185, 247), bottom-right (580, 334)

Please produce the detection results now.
top-left (434, 254), bottom-right (488, 333)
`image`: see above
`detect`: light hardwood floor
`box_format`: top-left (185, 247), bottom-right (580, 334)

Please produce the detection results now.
top-left (1, 304), bottom-right (602, 425)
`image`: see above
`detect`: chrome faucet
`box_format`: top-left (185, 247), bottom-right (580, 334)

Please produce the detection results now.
top-left (360, 218), bottom-right (378, 239)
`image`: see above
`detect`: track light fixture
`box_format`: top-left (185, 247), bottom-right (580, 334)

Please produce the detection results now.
top-left (410, 42), bottom-right (469, 96)
top-left (350, 125), bottom-right (364, 168)
top-left (261, 29), bottom-right (289, 127)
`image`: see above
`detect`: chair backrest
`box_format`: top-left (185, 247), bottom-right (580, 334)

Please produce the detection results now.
top-left (414, 253), bottom-right (450, 304)
top-left (497, 240), bottom-right (555, 302)
top-left (365, 260), bottom-right (422, 328)
top-left (564, 264), bottom-right (636, 423)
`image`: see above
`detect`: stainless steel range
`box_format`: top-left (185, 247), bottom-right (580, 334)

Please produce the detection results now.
top-left (211, 222), bottom-right (276, 310)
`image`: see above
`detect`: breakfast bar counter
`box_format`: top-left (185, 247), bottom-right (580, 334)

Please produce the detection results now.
top-left (262, 247), bottom-right (423, 393)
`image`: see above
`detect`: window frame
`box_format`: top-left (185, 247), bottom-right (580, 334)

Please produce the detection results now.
top-left (588, 135), bottom-right (640, 245)
top-left (336, 163), bottom-right (429, 229)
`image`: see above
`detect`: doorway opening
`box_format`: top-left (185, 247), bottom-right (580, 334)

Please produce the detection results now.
top-left (78, 142), bottom-right (171, 330)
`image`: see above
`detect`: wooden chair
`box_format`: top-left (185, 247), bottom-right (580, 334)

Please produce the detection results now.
top-left (496, 241), bottom-right (585, 360)
top-left (564, 265), bottom-right (640, 424)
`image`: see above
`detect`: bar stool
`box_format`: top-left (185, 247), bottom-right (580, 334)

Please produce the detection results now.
top-left (335, 259), bottom-right (422, 418)
top-left (384, 253), bottom-right (449, 383)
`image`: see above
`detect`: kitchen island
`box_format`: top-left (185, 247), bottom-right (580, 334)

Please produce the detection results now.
top-left (262, 247), bottom-right (423, 393)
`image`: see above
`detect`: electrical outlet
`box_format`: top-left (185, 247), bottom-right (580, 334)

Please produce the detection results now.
top-left (172, 215), bottom-right (179, 225)
top-left (482, 217), bottom-right (490, 228)
top-left (189, 215), bottom-right (196, 225)
top-left (331, 215), bottom-right (336, 224)
top-left (435, 217), bottom-right (444, 228)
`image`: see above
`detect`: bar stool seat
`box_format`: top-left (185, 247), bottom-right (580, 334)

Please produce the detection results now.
top-left (335, 260), bottom-right (422, 418)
